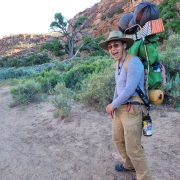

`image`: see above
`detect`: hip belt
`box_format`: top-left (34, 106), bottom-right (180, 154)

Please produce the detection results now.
top-left (123, 101), bottom-right (145, 106)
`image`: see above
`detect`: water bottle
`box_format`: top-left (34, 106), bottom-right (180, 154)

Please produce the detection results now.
top-left (153, 63), bottom-right (161, 72)
top-left (143, 113), bottom-right (152, 136)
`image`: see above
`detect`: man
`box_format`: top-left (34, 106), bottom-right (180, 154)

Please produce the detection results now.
top-left (99, 31), bottom-right (152, 180)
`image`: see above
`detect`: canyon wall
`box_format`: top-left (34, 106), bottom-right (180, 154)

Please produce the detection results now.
top-left (71, 0), bottom-right (161, 37)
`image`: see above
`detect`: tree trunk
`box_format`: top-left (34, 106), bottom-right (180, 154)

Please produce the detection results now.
top-left (67, 38), bottom-right (74, 58)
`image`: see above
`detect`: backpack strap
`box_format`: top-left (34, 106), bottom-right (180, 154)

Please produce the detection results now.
top-left (123, 54), bottom-right (131, 72)
top-left (124, 55), bottom-right (151, 110)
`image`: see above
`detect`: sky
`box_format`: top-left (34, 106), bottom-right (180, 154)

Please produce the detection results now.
top-left (0, 0), bottom-right (100, 38)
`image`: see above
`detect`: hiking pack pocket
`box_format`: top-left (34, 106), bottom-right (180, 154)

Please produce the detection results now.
top-left (148, 71), bottom-right (162, 89)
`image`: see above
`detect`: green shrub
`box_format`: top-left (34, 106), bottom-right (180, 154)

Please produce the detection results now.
top-left (0, 51), bottom-right (51, 68)
top-left (62, 56), bottom-right (113, 90)
top-left (32, 51), bottom-right (51, 65)
top-left (159, 34), bottom-right (180, 108)
top-left (10, 80), bottom-right (41, 105)
top-left (54, 61), bottom-right (66, 71)
top-left (160, 49), bottom-right (180, 77)
top-left (166, 34), bottom-right (180, 50)
top-left (163, 73), bottom-right (180, 108)
top-left (52, 83), bottom-right (73, 119)
top-left (64, 56), bottom-right (109, 71)
top-left (40, 40), bottom-right (65, 56)
top-left (81, 35), bottom-right (107, 56)
top-left (160, 34), bottom-right (180, 77)
top-left (62, 64), bottom-right (95, 89)
top-left (76, 67), bottom-right (115, 111)
top-left (0, 63), bottom-right (54, 80)
top-left (36, 70), bottom-right (62, 93)
top-left (159, 0), bottom-right (180, 39)
top-left (64, 57), bottom-right (93, 71)
top-left (0, 56), bottom-right (8, 67)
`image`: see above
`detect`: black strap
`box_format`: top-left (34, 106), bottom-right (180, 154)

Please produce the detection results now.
top-left (124, 101), bottom-right (144, 106)
top-left (135, 86), bottom-right (151, 110)
top-left (129, 101), bottom-right (144, 105)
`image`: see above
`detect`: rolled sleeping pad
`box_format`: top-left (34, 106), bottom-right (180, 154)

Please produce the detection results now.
top-left (118, 13), bottom-right (134, 34)
top-left (133, 2), bottom-right (160, 27)
top-left (148, 89), bottom-right (164, 105)
top-left (128, 17), bottom-right (138, 34)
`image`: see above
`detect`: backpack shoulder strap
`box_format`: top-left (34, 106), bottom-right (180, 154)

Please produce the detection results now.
top-left (124, 54), bottom-right (133, 72)
top-left (124, 55), bottom-right (151, 110)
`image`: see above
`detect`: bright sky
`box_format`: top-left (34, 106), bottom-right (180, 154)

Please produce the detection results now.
top-left (0, 0), bottom-right (100, 38)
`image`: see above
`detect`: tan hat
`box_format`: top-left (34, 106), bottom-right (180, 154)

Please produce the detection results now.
top-left (99, 30), bottom-right (134, 50)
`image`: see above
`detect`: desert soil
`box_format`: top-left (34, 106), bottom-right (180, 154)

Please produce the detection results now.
top-left (0, 85), bottom-right (180, 180)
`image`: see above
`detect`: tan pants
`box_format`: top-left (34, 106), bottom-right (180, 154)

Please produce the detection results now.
top-left (112, 103), bottom-right (152, 180)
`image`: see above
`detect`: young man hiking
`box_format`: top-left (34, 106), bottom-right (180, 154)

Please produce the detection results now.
top-left (99, 30), bottom-right (152, 180)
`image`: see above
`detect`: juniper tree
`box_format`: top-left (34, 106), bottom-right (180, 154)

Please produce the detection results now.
top-left (50, 13), bottom-right (88, 58)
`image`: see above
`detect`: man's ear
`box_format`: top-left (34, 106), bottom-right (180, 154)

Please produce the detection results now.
top-left (123, 43), bottom-right (127, 50)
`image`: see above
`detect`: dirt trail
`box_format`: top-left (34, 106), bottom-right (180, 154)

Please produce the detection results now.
top-left (0, 86), bottom-right (179, 180)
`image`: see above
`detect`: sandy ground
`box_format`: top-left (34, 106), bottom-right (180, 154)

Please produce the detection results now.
top-left (0, 85), bottom-right (180, 180)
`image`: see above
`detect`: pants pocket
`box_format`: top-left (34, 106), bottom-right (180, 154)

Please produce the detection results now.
top-left (127, 105), bottom-right (140, 116)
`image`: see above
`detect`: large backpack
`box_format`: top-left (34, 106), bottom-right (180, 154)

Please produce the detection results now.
top-left (118, 2), bottom-right (166, 106)
top-left (128, 35), bottom-right (163, 89)
top-left (128, 35), bottom-right (166, 105)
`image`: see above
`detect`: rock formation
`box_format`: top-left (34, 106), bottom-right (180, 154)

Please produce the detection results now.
top-left (0, 0), bottom-right (162, 56)
top-left (0, 34), bottom-right (58, 57)
top-left (71, 0), bottom-right (161, 38)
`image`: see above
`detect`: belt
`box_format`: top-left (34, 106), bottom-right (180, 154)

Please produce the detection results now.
top-left (124, 101), bottom-right (145, 106)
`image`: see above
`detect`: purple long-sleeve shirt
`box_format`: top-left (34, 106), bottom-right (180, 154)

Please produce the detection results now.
top-left (112, 56), bottom-right (145, 109)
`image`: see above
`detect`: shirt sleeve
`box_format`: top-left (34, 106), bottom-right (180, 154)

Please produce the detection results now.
top-left (112, 57), bottom-right (144, 109)
top-left (113, 86), bottom-right (117, 100)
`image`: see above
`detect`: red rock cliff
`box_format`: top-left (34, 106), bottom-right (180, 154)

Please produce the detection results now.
top-left (71, 0), bottom-right (161, 38)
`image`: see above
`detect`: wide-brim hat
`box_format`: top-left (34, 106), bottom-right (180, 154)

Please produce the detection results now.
top-left (99, 30), bottom-right (134, 50)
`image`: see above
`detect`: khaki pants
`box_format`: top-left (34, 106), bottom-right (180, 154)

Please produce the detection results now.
top-left (112, 104), bottom-right (152, 180)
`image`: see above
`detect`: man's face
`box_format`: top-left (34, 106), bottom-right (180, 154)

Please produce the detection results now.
top-left (107, 41), bottom-right (124, 61)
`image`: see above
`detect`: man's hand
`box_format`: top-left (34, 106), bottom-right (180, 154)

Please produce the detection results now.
top-left (106, 103), bottom-right (114, 119)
